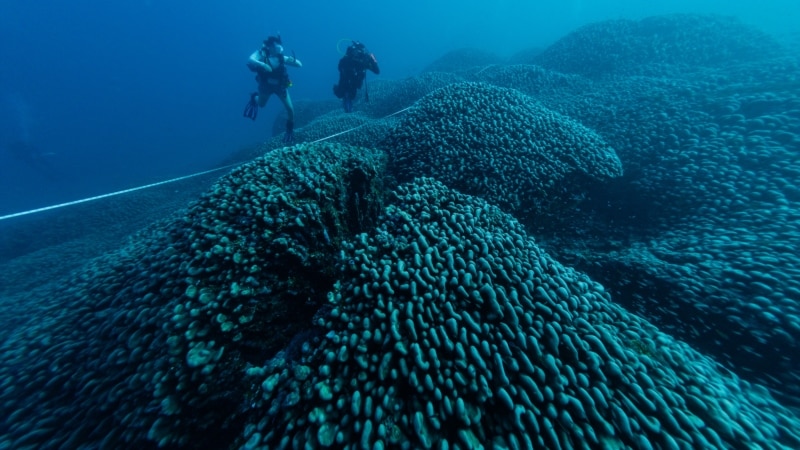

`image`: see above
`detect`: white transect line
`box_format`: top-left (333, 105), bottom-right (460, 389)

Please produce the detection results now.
top-left (309, 106), bottom-right (413, 144)
top-left (0, 164), bottom-right (241, 221)
top-left (0, 106), bottom-right (414, 222)
top-left (474, 64), bottom-right (495, 76)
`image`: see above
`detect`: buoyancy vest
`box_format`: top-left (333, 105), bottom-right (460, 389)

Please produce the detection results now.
top-left (257, 52), bottom-right (291, 88)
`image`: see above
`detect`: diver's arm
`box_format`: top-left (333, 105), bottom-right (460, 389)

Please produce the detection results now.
top-left (285, 55), bottom-right (303, 68)
top-left (247, 50), bottom-right (272, 72)
top-left (368, 53), bottom-right (380, 75)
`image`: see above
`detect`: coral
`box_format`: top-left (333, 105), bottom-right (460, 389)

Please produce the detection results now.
top-left (384, 81), bottom-right (622, 228)
top-left (240, 177), bottom-right (800, 449)
top-left (533, 14), bottom-right (786, 78)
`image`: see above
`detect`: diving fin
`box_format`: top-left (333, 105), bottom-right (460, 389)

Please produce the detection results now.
top-left (283, 120), bottom-right (295, 144)
top-left (243, 92), bottom-right (258, 120)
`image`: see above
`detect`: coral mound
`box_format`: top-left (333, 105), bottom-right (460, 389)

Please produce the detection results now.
top-left (534, 14), bottom-right (785, 77)
top-left (240, 177), bottom-right (800, 449)
top-left (385, 82), bottom-right (622, 221)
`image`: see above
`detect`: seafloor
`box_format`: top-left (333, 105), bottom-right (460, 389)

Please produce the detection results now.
top-left (1, 13), bottom-right (799, 450)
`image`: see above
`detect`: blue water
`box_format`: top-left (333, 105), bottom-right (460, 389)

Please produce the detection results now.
top-left (1, 0), bottom-right (796, 216)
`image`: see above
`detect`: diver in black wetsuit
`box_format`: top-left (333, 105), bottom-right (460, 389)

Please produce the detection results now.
top-left (243, 35), bottom-right (303, 143)
top-left (333, 41), bottom-right (380, 113)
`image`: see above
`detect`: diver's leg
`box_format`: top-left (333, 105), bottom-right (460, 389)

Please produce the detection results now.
top-left (343, 89), bottom-right (355, 113)
top-left (257, 83), bottom-right (270, 108)
top-left (279, 91), bottom-right (295, 143)
top-left (279, 91), bottom-right (295, 123)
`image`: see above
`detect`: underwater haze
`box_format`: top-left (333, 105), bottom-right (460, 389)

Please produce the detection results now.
top-left (2, 0), bottom-right (800, 449)
top-left (0, 0), bottom-right (797, 215)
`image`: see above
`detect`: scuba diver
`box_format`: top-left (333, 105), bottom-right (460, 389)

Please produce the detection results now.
top-left (5, 140), bottom-right (58, 180)
top-left (333, 41), bottom-right (380, 113)
top-left (243, 35), bottom-right (302, 143)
